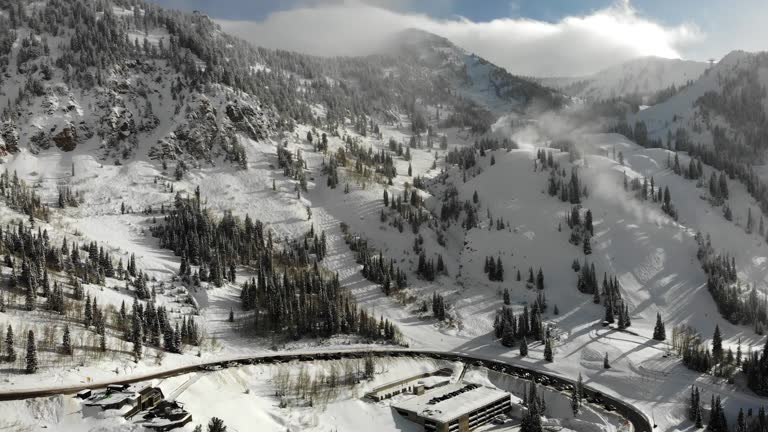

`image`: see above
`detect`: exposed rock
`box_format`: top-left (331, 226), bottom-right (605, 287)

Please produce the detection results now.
top-left (52, 126), bottom-right (78, 152)
top-left (225, 100), bottom-right (271, 141)
top-left (0, 121), bottom-right (19, 154)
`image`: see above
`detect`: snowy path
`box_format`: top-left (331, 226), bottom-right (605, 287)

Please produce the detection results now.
top-left (167, 372), bottom-right (204, 401)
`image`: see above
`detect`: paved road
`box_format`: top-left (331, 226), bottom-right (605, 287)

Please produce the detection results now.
top-left (0, 348), bottom-right (652, 432)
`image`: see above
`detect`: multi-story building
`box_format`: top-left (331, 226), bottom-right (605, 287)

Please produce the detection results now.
top-left (393, 382), bottom-right (513, 432)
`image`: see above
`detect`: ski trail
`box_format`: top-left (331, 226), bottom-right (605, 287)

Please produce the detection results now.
top-left (167, 372), bottom-right (204, 401)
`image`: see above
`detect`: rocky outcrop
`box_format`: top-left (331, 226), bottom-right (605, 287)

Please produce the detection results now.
top-left (225, 100), bottom-right (271, 141)
top-left (0, 121), bottom-right (19, 154)
top-left (52, 126), bottom-right (78, 152)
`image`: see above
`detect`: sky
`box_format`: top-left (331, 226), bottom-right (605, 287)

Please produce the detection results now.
top-left (152, 0), bottom-right (768, 77)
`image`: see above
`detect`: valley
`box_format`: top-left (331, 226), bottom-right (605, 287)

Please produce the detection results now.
top-left (0, 1), bottom-right (766, 431)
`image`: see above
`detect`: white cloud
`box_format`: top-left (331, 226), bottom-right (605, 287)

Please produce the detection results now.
top-left (218, 0), bottom-right (701, 77)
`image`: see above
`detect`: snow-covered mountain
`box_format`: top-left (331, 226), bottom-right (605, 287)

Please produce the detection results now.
top-left (629, 50), bottom-right (768, 156)
top-left (541, 56), bottom-right (708, 102)
top-left (384, 28), bottom-right (567, 114)
top-left (1, 1), bottom-right (768, 432)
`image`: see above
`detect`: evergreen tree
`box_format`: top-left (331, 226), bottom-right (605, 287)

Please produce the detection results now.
top-left (521, 383), bottom-right (543, 432)
top-left (736, 408), bottom-right (746, 432)
top-left (5, 325), bottom-right (15, 363)
top-left (653, 313), bottom-right (666, 341)
top-left (519, 337), bottom-right (528, 357)
top-left (570, 382), bottom-right (580, 416)
top-left (544, 338), bottom-right (554, 362)
top-left (692, 387), bottom-right (703, 428)
top-left (24, 283), bottom-right (35, 311)
top-left (603, 352), bottom-right (610, 369)
top-left (712, 325), bottom-right (723, 362)
top-left (576, 373), bottom-right (584, 401)
top-left (502, 322), bottom-right (516, 348)
top-left (62, 325), bottom-right (72, 355)
top-left (132, 309), bottom-right (143, 361)
top-left (25, 330), bottom-right (37, 374)
top-left (84, 294), bottom-right (93, 327)
top-left (207, 417), bottom-right (227, 432)
top-left (536, 268), bottom-right (544, 290)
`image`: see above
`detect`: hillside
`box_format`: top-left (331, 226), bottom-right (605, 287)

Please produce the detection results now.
top-left (385, 28), bottom-right (568, 116)
top-left (541, 56), bottom-right (708, 103)
top-left (630, 51), bottom-right (768, 153)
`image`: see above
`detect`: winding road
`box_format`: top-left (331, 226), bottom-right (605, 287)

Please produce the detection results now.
top-left (0, 348), bottom-right (652, 432)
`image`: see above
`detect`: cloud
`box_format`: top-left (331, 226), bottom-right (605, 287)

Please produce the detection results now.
top-left (218, 0), bottom-right (701, 77)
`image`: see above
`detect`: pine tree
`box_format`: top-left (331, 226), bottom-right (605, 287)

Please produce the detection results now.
top-left (502, 322), bottom-right (516, 348)
top-left (712, 325), bottom-right (723, 362)
top-left (503, 288), bottom-right (510, 305)
top-left (6, 325), bottom-right (15, 363)
top-left (25, 330), bottom-right (37, 374)
top-left (570, 382), bottom-right (580, 416)
top-left (84, 294), bottom-right (93, 327)
top-left (132, 311), bottom-right (143, 361)
top-left (603, 352), bottom-right (610, 369)
top-left (653, 313), bottom-right (666, 341)
top-left (694, 402), bottom-right (703, 429)
top-left (24, 283), bottom-right (35, 311)
top-left (736, 408), bottom-right (746, 432)
top-left (519, 337), bottom-right (528, 357)
top-left (689, 385), bottom-right (700, 423)
top-left (207, 417), bottom-right (227, 432)
top-left (536, 268), bottom-right (544, 290)
top-left (544, 338), bottom-right (554, 362)
top-left (521, 383), bottom-right (543, 432)
top-left (604, 300), bottom-right (615, 324)
top-left (62, 325), bottom-right (72, 355)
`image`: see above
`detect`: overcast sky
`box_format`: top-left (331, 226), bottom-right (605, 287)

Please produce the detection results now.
top-left (152, 0), bottom-right (768, 77)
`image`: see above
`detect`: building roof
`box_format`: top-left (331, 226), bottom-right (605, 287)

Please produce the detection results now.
top-left (84, 384), bottom-right (151, 408)
top-left (417, 376), bottom-right (450, 388)
top-left (393, 382), bottom-right (510, 424)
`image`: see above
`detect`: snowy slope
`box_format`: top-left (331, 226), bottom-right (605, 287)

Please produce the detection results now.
top-left (630, 50), bottom-right (768, 144)
top-left (385, 28), bottom-right (567, 114)
top-left (540, 56), bottom-right (708, 101)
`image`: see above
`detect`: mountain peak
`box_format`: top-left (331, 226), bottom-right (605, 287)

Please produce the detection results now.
top-left (380, 28), bottom-right (462, 58)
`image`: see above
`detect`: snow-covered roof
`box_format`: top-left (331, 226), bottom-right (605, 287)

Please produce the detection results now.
top-left (139, 412), bottom-right (192, 429)
top-left (416, 376), bottom-right (449, 389)
top-left (84, 391), bottom-right (138, 407)
top-left (394, 382), bottom-right (510, 424)
top-left (84, 383), bottom-right (150, 407)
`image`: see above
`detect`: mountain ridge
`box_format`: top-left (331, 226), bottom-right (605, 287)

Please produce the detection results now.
top-left (539, 55), bottom-right (708, 102)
